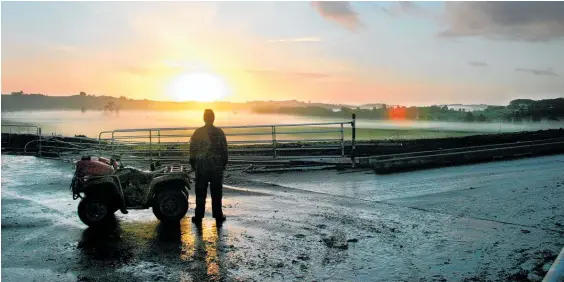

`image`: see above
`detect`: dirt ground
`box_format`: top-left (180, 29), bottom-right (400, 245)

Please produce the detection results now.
top-left (1, 154), bottom-right (563, 281)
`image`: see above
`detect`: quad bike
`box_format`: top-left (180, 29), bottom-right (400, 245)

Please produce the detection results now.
top-left (70, 155), bottom-right (191, 227)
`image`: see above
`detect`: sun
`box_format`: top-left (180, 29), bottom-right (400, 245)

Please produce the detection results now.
top-left (167, 72), bottom-right (229, 102)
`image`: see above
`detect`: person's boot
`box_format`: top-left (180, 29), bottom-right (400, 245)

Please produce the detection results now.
top-left (191, 216), bottom-right (202, 225)
top-left (215, 215), bottom-right (226, 225)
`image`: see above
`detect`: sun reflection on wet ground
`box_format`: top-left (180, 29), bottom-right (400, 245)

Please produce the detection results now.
top-left (76, 215), bottom-right (231, 281)
top-left (180, 220), bottom-right (225, 281)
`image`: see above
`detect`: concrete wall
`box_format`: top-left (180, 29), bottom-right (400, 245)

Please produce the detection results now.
top-left (371, 141), bottom-right (564, 174)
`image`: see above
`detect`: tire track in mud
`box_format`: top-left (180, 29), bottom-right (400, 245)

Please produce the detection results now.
top-left (228, 174), bottom-right (564, 280)
top-left (231, 176), bottom-right (564, 235)
top-left (224, 180), bottom-right (430, 280)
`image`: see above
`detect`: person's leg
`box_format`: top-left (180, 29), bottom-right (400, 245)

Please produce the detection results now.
top-left (210, 171), bottom-right (224, 219)
top-left (194, 172), bottom-right (209, 219)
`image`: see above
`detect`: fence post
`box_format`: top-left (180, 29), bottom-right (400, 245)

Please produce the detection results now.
top-left (149, 130), bottom-right (153, 162)
top-left (351, 113), bottom-right (356, 168)
top-left (158, 130), bottom-right (161, 159)
top-left (272, 126), bottom-right (277, 158)
top-left (111, 132), bottom-right (115, 157)
top-left (340, 123), bottom-right (345, 157)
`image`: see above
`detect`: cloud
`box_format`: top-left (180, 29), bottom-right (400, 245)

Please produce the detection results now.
top-left (440, 2), bottom-right (564, 42)
top-left (245, 69), bottom-right (330, 80)
top-left (378, 1), bottom-right (439, 20)
top-left (398, 1), bottom-right (429, 17)
top-left (267, 37), bottom-right (321, 43)
top-left (311, 1), bottom-right (362, 31)
top-left (468, 61), bottom-right (488, 67)
top-left (515, 68), bottom-right (559, 77)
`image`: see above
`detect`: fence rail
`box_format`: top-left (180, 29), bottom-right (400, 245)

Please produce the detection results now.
top-left (1, 124), bottom-right (42, 155)
top-left (98, 119), bottom-right (356, 164)
top-left (1, 124), bottom-right (41, 135)
top-left (2, 116), bottom-right (358, 166)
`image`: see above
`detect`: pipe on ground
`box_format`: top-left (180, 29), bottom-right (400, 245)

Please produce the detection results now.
top-left (543, 246), bottom-right (564, 282)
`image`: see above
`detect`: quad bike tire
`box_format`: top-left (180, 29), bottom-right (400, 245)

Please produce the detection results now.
top-left (78, 197), bottom-right (112, 227)
top-left (152, 190), bottom-right (189, 223)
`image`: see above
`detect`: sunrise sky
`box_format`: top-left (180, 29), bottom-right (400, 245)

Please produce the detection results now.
top-left (2, 1), bottom-right (563, 106)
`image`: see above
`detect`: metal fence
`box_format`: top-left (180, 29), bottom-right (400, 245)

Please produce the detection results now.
top-left (2, 116), bottom-right (358, 166)
top-left (1, 124), bottom-right (41, 135)
top-left (35, 136), bottom-right (103, 160)
top-left (1, 124), bottom-right (42, 154)
top-left (98, 119), bottom-right (356, 164)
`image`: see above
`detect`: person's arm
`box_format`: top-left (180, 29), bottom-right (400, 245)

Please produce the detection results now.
top-left (220, 129), bottom-right (228, 170)
top-left (189, 129), bottom-right (199, 168)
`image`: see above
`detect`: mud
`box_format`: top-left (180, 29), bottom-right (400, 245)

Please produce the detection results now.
top-left (2, 154), bottom-right (564, 281)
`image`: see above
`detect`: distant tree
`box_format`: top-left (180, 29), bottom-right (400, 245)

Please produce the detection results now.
top-left (11, 91), bottom-right (24, 96)
top-left (477, 113), bottom-right (487, 122)
top-left (79, 92), bottom-right (86, 96)
top-left (465, 112), bottom-right (475, 122)
top-left (513, 111), bottom-right (523, 122)
top-left (508, 99), bottom-right (534, 110)
top-left (104, 101), bottom-right (115, 112)
top-left (441, 105), bottom-right (449, 113)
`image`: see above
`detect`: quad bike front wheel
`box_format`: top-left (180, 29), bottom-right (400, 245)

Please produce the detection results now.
top-left (78, 197), bottom-right (111, 227)
top-left (153, 190), bottom-right (188, 223)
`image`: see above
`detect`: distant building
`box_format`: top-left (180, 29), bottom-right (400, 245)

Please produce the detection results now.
top-left (359, 103), bottom-right (385, 110)
top-left (446, 104), bottom-right (488, 112)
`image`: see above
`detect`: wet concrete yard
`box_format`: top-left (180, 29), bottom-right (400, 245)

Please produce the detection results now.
top-left (2, 154), bottom-right (563, 281)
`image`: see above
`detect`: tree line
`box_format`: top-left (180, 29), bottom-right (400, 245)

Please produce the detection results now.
top-left (253, 98), bottom-right (564, 123)
top-left (3, 91), bottom-right (563, 123)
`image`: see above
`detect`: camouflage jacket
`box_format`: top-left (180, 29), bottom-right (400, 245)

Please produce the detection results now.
top-left (189, 125), bottom-right (228, 173)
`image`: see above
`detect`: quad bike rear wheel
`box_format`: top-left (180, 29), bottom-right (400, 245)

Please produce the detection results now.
top-left (78, 197), bottom-right (111, 227)
top-left (152, 190), bottom-right (188, 223)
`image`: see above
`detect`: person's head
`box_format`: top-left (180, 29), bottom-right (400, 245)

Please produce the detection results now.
top-left (203, 109), bottom-right (215, 125)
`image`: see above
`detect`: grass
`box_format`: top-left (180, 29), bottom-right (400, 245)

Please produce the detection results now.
top-left (346, 128), bottom-right (481, 141)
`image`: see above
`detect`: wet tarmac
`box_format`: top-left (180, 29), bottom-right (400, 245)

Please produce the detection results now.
top-left (2, 154), bottom-right (563, 281)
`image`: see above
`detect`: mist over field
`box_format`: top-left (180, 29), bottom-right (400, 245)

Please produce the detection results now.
top-left (2, 109), bottom-right (563, 140)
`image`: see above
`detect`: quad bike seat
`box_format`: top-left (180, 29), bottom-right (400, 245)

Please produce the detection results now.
top-left (115, 167), bottom-right (161, 185)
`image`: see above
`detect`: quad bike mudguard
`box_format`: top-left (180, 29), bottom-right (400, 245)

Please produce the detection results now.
top-left (81, 175), bottom-right (128, 214)
top-left (114, 167), bottom-right (191, 207)
top-left (150, 174), bottom-right (191, 195)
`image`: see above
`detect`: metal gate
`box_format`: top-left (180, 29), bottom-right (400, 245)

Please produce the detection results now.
top-left (98, 119), bottom-right (356, 164)
top-left (1, 124), bottom-right (42, 155)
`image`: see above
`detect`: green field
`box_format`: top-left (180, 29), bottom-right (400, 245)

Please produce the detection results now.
top-left (341, 127), bottom-right (482, 141)
top-left (115, 127), bottom-right (484, 154)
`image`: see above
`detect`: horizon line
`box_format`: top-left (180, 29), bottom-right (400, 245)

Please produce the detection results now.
top-left (4, 92), bottom-right (556, 107)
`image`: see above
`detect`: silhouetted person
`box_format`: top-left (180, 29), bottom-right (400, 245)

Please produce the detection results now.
top-left (189, 109), bottom-right (228, 225)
